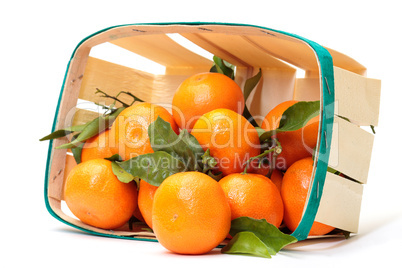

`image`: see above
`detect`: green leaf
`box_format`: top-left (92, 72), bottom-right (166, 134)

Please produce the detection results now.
top-left (70, 133), bottom-right (84, 164)
top-left (116, 151), bottom-right (187, 186)
top-left (206, 170), bottom-right (223, 182)
top-left (149, 116), bottom-right (181, 151)
top-left (201, 149), bottom-right (217, 172)
top-left (209, 64), bottom-right (218, 73)
top-left (341, 230), bottom-right (351, 239)
top-left (179, 129), bottom-right (206, 160)
top-left (211, 55), bottom-right (235, 80)
top-left (337, 114), bottom-right (376, 135)
top-left (56, 107), bottom-right (125, 149)
top-left (40, 129), bottom-right (73, 141)
top-left (242, 106), bottom-right (258, 128)
top-left (71, 145), bottom-right (83, 164)
top-left (259, 101), bottom-right (320, 142)
top-left (277, 101), bottom-right (320, 132)
top-left (243, 68), bottom-right (262, 101)
top-left (226, 217), bottom-right (297, 257)
top-left (370, 125), bottom-right (376, 134)
top-left (327, 166), bottom-right (341, 175)
top-left (149, 117), bottom-right (204, 172)
top-left (178, 130), bottom-right (205, 172)
top-left (222, 231), bottom-right (272, 258)
top-left (39, 123), bottom-right (89, 141)
top-left (242, 69), bottom-right (262, 128)
top-left (111, 161), bottom-right (139, 186)
top-left (254, 127), bottom-right (266, 138)
top-left (200, 149), bottom-right (222, 181)
top-left (104, 154), bottom-right (123, 162)
top-left (336, 114), bottom-right (351, 123)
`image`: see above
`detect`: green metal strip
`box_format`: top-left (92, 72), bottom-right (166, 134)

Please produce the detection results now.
top-left (43, 22), bottom-right (335, 242)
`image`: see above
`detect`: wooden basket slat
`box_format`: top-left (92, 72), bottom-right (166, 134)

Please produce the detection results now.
top-left (79, 56), bottom-right (155, 105)
top-left (69, 25), bottom-right (178, 51)
top-left (180, 33), bottom-right (250, 67)
top-left (78, 56), bottom-right (191, 110)
top-left (60, 154), bottom-right (77, 200)
top-left (244, 34), bottom-right (320, 73)
top-left (328, 116), bottom-right (374, 184)
top-left (334, 67), bottom-right (381, 126)
top-left (293, 77), bottom-right (320, 101)
top-left (325, 47), bottom-right (367, 76)
top-left (109, 34), bottom-right (213, 69)
top-left (315, 172), bottom-right (364, 233)
top-left (246, 68), bottom-right (297, 122)
top-left (48, 45), bottom-right (92, 205)
top-left (48, 156), bottom-right (67, 202)
top-left (71, 108), bottom-right (100, 126)
top-left (180, 33), bottom-right (296, 70)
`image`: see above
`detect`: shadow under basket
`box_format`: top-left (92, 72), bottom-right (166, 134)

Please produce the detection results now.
top-left (44, 22), bottom-right (381, 242)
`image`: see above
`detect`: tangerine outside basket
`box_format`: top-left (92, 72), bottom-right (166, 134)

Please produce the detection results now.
top-left (43, 22), bottom-right (381, 242)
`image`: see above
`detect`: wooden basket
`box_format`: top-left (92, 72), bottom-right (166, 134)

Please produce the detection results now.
top-left (44, 22), bottom-right (381, 242)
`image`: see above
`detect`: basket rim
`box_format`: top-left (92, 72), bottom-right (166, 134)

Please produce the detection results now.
top-left (43, 21), bottom-right (335, 242)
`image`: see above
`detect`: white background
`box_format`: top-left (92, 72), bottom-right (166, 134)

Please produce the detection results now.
top-left (2, 1), bottom-right (401, 267)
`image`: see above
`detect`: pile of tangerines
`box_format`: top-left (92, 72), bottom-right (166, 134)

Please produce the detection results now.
top-left (46, 68), bottom-right (337, 257)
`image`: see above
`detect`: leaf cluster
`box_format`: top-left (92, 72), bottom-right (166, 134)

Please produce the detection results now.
top-left (39, 89), bottom-right (144, 163)
top-left (111, 117), bottom-right (221, 187)
top-left (40, 107), bottom-right (125, 164)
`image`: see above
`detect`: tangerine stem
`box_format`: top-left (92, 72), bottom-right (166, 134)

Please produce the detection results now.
top-left (96, 88), bottom-right (130, 107)
top-left (242, 138), bottom-right (282, 176)
top-left (267, 138), bottom-right (282, 178)
top-left (119, 91), bottom-right (145, 105)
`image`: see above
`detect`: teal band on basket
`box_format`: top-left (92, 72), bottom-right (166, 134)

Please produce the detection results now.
top-left (43, 22), bottom-right (335, 242)
top-left (289, 44), bottom-right (335, 240)
top-left (245, 25), bottom-right (335, 240)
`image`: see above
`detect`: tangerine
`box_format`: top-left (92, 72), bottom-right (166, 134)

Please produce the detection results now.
top-left (219, 173), bottom-right (283, 228)
top-left (110, 102), bottom-right (179, 160)
top-left (152, 172), bottom-right (231, 255)
top-left (261, 100), bottom-right (319, 170)
top-left (132, 205), bottom-right (145, 223)
top-left (244, 160), bottom-right (283, 193)
top-left (281, 157), bottom-right (335, 236)
top-left (172, 72), bottom-right (244, 131)
top-left (63, 159), bottom-right (137, 230)
top-left (81, 129), bottom-right (116, 162)
top-left (191, 108), bottom-right (261, 176)
top-left (270, 169), bottom-right (283, 194)
top-left (138, 179), bottom-right (158, 229)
